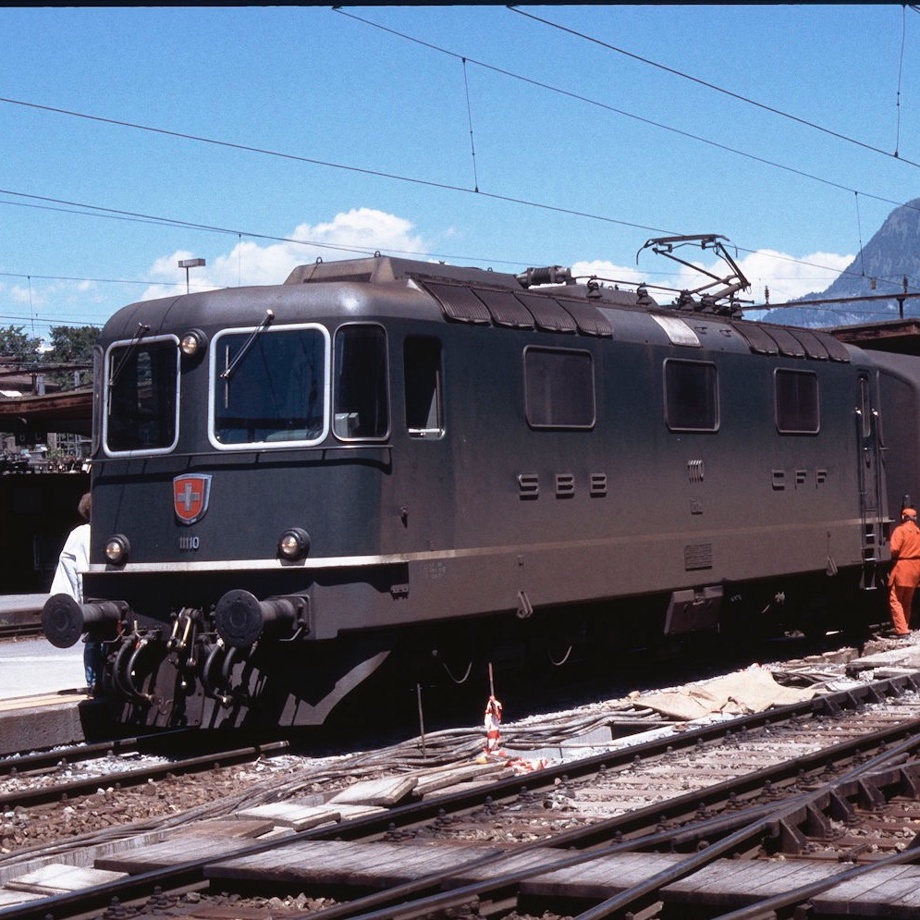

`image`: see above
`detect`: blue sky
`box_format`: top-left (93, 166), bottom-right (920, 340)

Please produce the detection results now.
top-left (2, 4), bottom-right (919, 340)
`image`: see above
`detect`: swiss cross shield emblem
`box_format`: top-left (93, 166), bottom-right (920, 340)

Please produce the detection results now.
top-left (173, 474), bottom-right (212, 525)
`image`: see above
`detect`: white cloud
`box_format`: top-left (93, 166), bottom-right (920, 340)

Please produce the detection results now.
top-left (570, 259), bottom-right (650, 289)
top-left (139, 208), bottom-right (428, 302)
top-left (135, 209), bottom-right (854, 316)
top-left (733, 249), bottom-right (853, 305)
top-left (10, 283), bottom-right (43, 307)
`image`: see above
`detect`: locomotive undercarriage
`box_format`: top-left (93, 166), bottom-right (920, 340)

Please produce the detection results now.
top-left (42, 585), bottom-right (396, 730)
top-left (42, 559), bottom-right (879, 734)
top-left (88, 611), bottom-right (394, 730)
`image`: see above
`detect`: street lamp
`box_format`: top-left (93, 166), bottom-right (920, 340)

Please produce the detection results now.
top-left (178, 257), bottom-right (206, 294)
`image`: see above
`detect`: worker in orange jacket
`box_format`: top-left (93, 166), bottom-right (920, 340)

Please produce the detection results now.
top-left (889, 507), bottom-right (920, 637)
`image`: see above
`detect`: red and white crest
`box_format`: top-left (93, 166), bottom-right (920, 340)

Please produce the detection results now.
top-left (173, 474), bottom-right (212, 525)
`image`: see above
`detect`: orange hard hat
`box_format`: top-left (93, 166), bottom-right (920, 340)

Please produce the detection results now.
top-left (903, 508), bottom-right (917, 518)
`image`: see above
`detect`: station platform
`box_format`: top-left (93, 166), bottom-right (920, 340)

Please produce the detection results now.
top-left (0, 593), bottom-right (45, 623)
top-left (0, 594), bottom-right (89, 754)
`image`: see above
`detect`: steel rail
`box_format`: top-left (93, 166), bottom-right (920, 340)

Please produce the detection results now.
top-left (0, 740), bottom-right (290, 810)
top-left (570, 725), bottom-right (920, 920)
top-left (1, 672), bottom-right (919, 920)
top-left (285, 725), bottom-right (920, 920)
top-left (0, 729), bottom-right (193, 777)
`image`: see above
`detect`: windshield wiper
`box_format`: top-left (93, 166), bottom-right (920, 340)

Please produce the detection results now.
top-left (108, 322), bottom-right (151, 389)
top-left (221, 309), bottom-right (274, 380)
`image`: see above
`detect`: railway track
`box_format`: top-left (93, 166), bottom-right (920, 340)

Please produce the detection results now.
top-left (4, 669), bottom-right (920, 919)
top-left (0, 618), bottom-right (41, 641)
top-left (0, 738), bottom-right (292, 810)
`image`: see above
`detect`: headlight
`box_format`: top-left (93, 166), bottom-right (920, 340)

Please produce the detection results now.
top-left (105, 534), bottom-right (130, 565)
top-left (278, 528), bottom-right (310, 561)
top-left (180, 329), bottom-right (207, 357)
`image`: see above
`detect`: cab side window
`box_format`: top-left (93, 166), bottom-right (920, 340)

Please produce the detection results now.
top-left (404, 336), bottom-right (444, 437)
top-left (333, 324), bottom-right (389, 440)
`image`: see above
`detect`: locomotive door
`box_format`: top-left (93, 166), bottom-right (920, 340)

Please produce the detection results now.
top-left (398, 334), bottom-right (451, 549)
top-left (857, 371), bottom-right (885, 588)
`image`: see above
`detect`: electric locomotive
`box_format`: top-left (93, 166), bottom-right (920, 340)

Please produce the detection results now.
top-left (42, 241), bottom-right (892, 729)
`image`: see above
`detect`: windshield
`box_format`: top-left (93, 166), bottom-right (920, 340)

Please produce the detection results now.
top-left (211, 324), bottom-right (328, 447)
top-left (104, 336), bottom-right (179, 454)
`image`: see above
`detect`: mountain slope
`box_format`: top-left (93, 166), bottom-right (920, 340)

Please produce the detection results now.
top-left (762, 197), bottom-right (920, 327)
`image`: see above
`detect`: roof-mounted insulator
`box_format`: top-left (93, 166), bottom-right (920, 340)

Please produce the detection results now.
top-left (636, 285), bottom-right (655, 308)
top-left (516, 265), bottom-right (573, 288)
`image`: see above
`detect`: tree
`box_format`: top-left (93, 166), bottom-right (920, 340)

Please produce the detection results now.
top-left (0, 325), bottom-right (40, 363)
top-left (43, 325), bottom-right (101, 390)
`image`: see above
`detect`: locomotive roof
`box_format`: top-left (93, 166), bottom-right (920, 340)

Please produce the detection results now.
top-left (283, 256), bottom-right (852, 361)
top-left (101, 254), bottom-right (853, 364)
top-left (284, 254), bottom-right (647, 305)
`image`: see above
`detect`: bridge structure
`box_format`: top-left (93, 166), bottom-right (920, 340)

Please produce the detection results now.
top-left (0, 388), bottom-right (92, 438)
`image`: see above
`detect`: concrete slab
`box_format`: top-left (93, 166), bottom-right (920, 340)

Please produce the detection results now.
top-left (0, 595), bottom-right (46, 616)
top-left (0, 636), bottom-right (84, 700)
top-left (0, 697), bottom-right (88, 755)
top-left (846, 643), bottom-right (920, 675)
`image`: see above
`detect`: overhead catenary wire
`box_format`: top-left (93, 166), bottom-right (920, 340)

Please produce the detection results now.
top-left (461, 58), bottom-right (479, 193)
top-left (334, 10), bottom-right (920, 213)
top-left (0, 104), bottom-right (910, 303)
top-left (509, 6), bottom-right (920, 170)
top-left (332, 9), bottom-right (920, 297)
top-left (896, 4), bottom-right (908, 158)
top-left (0, 183), bottom-right (676, 256)
top-left (1, 17), bottom-right (916, 224)
top-left (0, 187), bottom-right (908, 319)
top-left (855, 192), bottom-right (866, 278)
top-left (2, 11), bottom-right (918, 298)
top-left (1, 10), bottom-right (917, 312)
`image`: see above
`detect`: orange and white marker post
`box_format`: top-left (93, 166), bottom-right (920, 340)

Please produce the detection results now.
top-left (483, 662), bottom-right (503, 755)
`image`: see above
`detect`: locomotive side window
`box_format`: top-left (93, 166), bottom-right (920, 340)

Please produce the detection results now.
top-left (664, 359), bottom-right (719, 432)
top-left (104, 337), bottom-right (179, 454)
top-left (333, 324), bottom-right (389, 440)
top-left (775, 368), bottom-right (819, 434)
top-left (524, 347), bottom-right (595, 429)
top-left (404, 336), bottom-right (443, 437)
top-left (211, 325), bottom-right (327, 447)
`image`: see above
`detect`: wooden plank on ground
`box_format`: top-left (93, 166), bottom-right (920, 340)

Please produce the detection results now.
top-left (811, 865), bottom-right (920, 917)
top-left (518, 851), bottom-right (681, 899)
top-left (183, 907), bottom-right (279, 920)
top-left (95, 835), bottom-right (259, 873)
top-left (235, 802), bottom-right (341, 830)
top-left (739, 859), bottom-right (835, 896)
top-left (173, 818), bottom-right (277, 838)
top-left (332, 803), bottom-right (387, 820)
top-left (5, 863), bottom-right (126, 895)
top-left (662, 858), bottom-right (920, 916)
top-left (413, 763), bottom-right (510, 796)
top-left (663, 858), bottom-right (837, 907)
top-left (453, 848), bottom-right (579, 887)
top-left (328, 776), bottom-right (417, 807)
top-left (0, 889), bottom-right (44, 906)
top-left (208, 840), bottom-right (505, 888)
